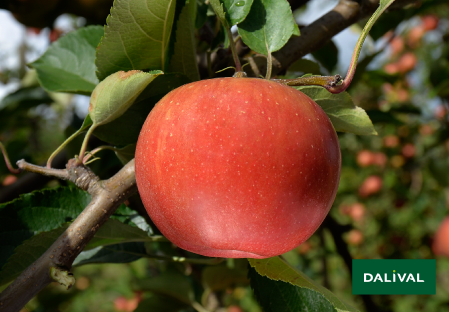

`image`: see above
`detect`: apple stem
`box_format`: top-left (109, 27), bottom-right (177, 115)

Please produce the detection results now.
top-left (0, 141), bottom-right (21, 174)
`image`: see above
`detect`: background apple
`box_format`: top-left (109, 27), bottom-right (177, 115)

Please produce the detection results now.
top-left (433, 217), bottom-right (449, 257)
top-left (346, 229), bottom-right (364, 246)
top-left (135, 77), bottom-right (341, 259)
top-left (422, 15), bottom-right (439, 31)
top-left (359, 175), bottom-right (383, 197)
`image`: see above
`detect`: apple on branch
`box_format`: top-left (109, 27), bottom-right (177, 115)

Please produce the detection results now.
top-left (135, 77), bottom-right (341, 258)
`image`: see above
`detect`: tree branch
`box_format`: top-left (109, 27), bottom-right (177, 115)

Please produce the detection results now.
top-left (212, 0), bottom-right (417, 78)
top-left (0, 159), bottom-right (137, 312)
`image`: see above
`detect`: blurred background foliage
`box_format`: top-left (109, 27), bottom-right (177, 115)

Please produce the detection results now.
top-left (1, 0), bottom-right (449, 311)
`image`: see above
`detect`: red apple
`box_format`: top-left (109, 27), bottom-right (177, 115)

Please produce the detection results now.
top-left (407, 26), bottom-right (425, 48)
top-left (383, 135), bottom-right (399, 148)
top-left (135, 77), bottom-right (341, 258)
top-left (348, 203), bottom-right (366, 222)
top-left (359, 176), bottom-right (382, 197)
top-left (114, 292), bottom-right (142, 312)
top-left (2, 174), bottom-right (17, 186)
top-left (421, 15), bottom-right (439, 31)
top-left (397, 52), bottom-right (417, 73)
top-left (401, 143), bottom-right (415, 158)
top-left (390, 36), bottom-right (404, 56)
top-left (433, 217), bottom-right (449, 257)
top-left (372, 152), bottom-right (387, 168)
top-left (356, 150), bottom-right (374, 167)
top-left (384, 63), bottom-right (400, 75)
top-left (347, 229), bottom-right (363, 246)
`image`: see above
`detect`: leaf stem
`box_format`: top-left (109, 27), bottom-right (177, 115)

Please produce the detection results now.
top-left (265, 47), bottom-right (273, 80)
top-left (225, 27), bottom-right (242, 72)
top-left (0, 142), bottom-right (21, 174)
top-left (82, 145), bottom-right (119, 164)
top-left (47, 127), bottom-right (85, 168)
top-left (326, 0), bottom-right (396, 94)
top-left (209, 0), bottom-right (242, 71)
top-left (78, 125), bottom-right (96, 164)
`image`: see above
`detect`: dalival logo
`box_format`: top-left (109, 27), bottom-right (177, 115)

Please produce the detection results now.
top-left (363, 270), bottom-right (425, 283)
top-left (352, 259), bottom-right (436, 295)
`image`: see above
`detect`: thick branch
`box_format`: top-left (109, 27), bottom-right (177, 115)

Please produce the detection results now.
top-left (0, 159), bottom-right (137, 312)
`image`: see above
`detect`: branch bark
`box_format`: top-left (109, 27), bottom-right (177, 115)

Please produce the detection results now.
top-left (0, 159), bottom-right (137, 312)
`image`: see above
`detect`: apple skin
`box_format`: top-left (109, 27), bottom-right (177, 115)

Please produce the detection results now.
top-left (135, 77), bottom-right (341, 258)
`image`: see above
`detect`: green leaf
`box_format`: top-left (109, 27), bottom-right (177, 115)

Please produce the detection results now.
top-left (0, 187), bottom-right (91, 270)
top-left (167, 0), bottom-right (200, 82)
top-left (0, 186), bottom-right (140, 286)
top-left (0, 86), bottom-right (53, 111)
top-left (89, 70), bottom-right (163, 127)
top-left (84, 219), bottom-right (162, 250)
top-left (297, 86), bottom-right (377, 136)
top-left (202, 265), bottom-right (249, 291)
top-left (73, 242), bottom-right (147, 266)
top-left (0, 226), bottom-right (67, 287)
top-left (29, 26), bottom-right (104, 95)
top-left (222, 0), bottom-right (254, 25)
top-left (96, 0), bottom-right (177, 81)
top-left (135, 270), bottom-right (194, 304)
top-left (249, 257), bottom-right (359, 312)
top-left (115, 144), bottom-right (137, 165)
top-left (93, 73), bottom-right (190, 145)
top-left (112, 205), bottom-right (152, 232)
top-left (80, 114), bottom-right (93, 130)
top-left (237, 0), bottom-right (297, 55)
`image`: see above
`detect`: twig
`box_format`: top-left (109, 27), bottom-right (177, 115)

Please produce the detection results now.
top-left (0, 152), bottom-right (67, 204)
top-left (16, 160), bottom-right (70, 181)
top-left (0, 159), bottom-right (137, 312)
top-left (0, 142), bottom-right (21, 174)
